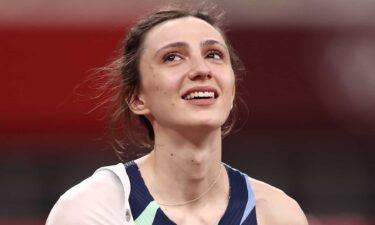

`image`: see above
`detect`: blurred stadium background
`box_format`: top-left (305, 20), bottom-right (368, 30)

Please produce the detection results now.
top-left (0, 0), bottom-right (374, 224)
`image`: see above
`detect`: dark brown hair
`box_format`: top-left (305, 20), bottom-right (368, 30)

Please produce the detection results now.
top-left (95, 3), bottom-right (246, 159)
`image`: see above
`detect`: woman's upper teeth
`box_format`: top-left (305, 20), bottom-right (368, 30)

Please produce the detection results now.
top-left (184, 91), bottom-right (215, 100)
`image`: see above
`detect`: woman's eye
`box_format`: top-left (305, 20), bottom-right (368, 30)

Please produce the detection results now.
top-left (163, 53), bottom-right (182, 62)
top-left (206, 51), bottom-right (223, 60)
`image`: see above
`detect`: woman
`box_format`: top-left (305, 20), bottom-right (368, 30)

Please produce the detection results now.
top-left (47, 4), bottom-right (308, 225)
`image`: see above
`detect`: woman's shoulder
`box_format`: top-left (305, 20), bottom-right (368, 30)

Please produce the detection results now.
top-left (249, 177), bottom-right (309, 225)
top-left (46, 165), bottom-right (126, 225)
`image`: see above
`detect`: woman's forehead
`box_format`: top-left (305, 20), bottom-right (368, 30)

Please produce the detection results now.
top-left (142, 16), bottom-right (226, 52)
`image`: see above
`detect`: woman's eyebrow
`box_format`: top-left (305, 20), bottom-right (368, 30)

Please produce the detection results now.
top-left (154, 40), bottom-right (227, 57)
top-left (201, 39), bottom-right (227, 49)
top-left (155, 42), bottom-right (189, 56)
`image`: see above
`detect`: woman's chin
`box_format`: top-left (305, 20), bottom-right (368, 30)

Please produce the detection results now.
top-left (179, 119), bottom-right (224, 132)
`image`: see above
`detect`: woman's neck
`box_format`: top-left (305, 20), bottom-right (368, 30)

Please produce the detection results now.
top-left (136, 126), bottom-right (225, 206)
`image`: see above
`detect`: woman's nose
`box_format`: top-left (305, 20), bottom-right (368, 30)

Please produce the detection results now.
top-left (187, 57), bottom-right (212, 81)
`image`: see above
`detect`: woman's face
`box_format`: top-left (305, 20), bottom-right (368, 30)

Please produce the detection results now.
top-left (135, 16), bottom-right (235, 134)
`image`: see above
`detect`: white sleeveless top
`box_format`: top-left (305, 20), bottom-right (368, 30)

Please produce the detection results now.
top-left (46, 163), bottom-right (135, 225)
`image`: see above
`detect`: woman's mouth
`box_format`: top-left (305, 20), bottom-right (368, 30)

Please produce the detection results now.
top-left (183, 91), bottom-right (215, 100)
top-left (181, 86), bottom-right (219, 101)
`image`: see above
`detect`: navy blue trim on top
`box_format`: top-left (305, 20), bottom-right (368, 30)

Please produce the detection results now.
top-left (123, 161), bottom-right (257, 225)
top-left (217, 164), bottom-right (248, 225)
top-left (124, 161), bottom-right (154, 220)
top-left (240, 207), bottom-right (257, 225)
top-left (125, 161), bottom-right (174, 225)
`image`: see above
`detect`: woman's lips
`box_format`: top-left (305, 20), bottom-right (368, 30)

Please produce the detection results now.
top-left (185, 98), bottom-right (216, 106)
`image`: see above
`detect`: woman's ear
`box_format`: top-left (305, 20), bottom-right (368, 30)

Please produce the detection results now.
top-left (128, 94), bottom-right (150, 115)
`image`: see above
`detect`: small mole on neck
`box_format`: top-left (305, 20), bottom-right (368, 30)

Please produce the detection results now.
top-left (170, 153), bottom-right (174, 157)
